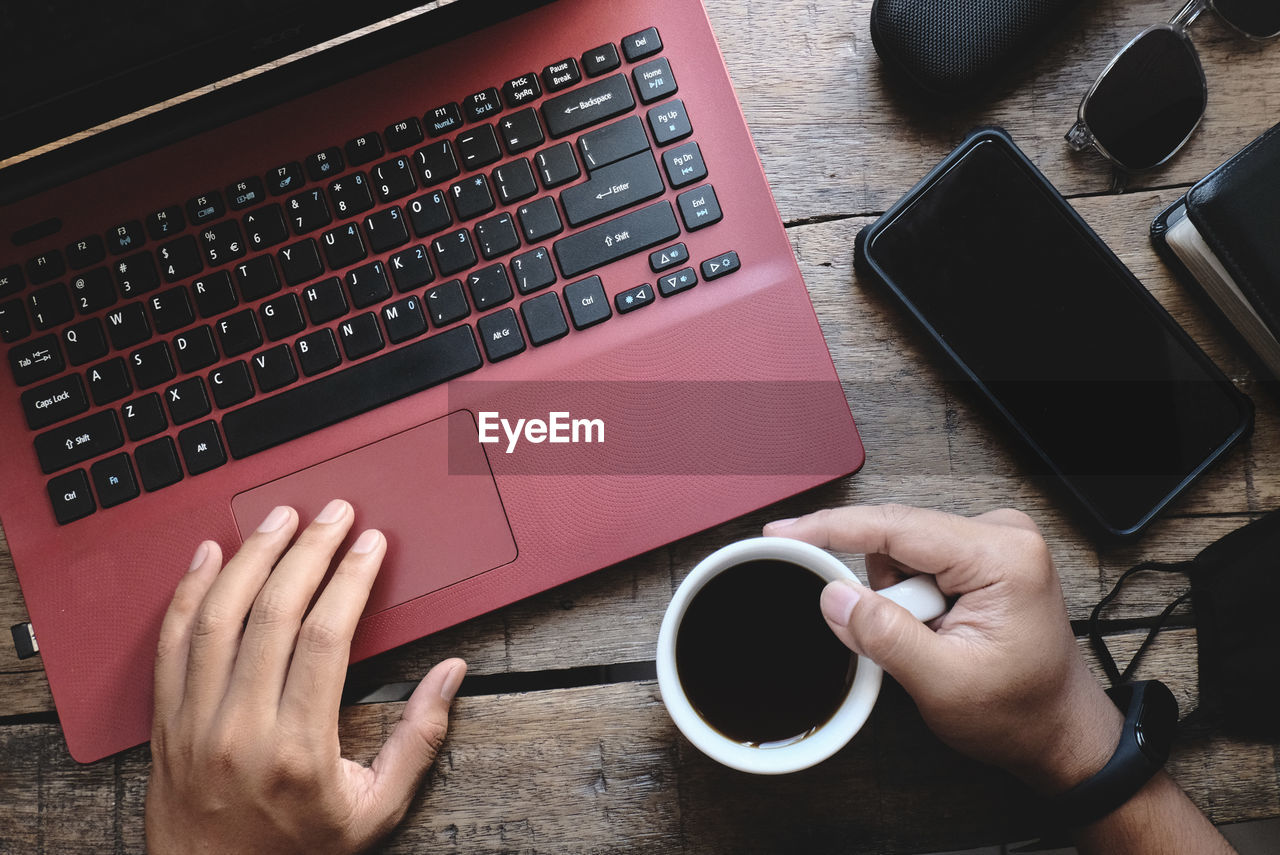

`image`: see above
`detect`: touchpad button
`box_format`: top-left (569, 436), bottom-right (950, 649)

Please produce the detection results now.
top-left (231, 410), bottom-right (516, 617)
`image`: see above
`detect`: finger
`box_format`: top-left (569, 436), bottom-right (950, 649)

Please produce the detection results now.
top-left (865, 552), bottom-right (914, 589)
top-left (229, 499), bottom-right (355, 707)
top-left (153, 540), bottom-right (223, 721)
top-left (972, 507), bottom-right (1041, 533)
top-left (279, 529), bottom-right (386, 730)
top-left (368, 659), bottom-right (466, 824)
top-left (183, 505), bottom-right (299, 711)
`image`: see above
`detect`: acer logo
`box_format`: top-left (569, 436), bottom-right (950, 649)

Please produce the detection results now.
top-left (251, 25), bottom-right (305, 51)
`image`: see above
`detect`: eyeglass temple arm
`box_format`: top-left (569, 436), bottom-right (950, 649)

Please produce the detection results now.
top-left (1170, 0), bottom-right (1210, 29)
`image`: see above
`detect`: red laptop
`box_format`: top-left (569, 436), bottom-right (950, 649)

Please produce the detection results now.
top-left (0, 0), bottom-right (864, 761)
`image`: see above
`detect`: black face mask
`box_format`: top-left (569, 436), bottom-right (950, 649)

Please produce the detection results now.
top-left (1089, 510), bottom-right (1280, 739)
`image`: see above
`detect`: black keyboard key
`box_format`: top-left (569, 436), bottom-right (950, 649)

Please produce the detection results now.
top-left (382, 295), bottom-right (428, 343)
top-left (475, 213), bottom-right (520, 260)
top-left (179, 420), bottom-right (227, 475)
top-left (107, 221), bottom-right (146, 255)
top-left (27, 250), bottom-right (65, 285)
top-left (200, 219), bottom-right (246, 266)
top-left (407, 190), bottom-right (453, 237)
top-left (87, 357), bottom-right (132, 405)
top-left (105, 302), bottom-right (150, 349)
top-left (122, 393), bottom-right (168, 441)
top-left (0, 264), bottom-right (23, 297)
top-left (267, 162), bottom-right (305, 196)
top-left (165, 376), bottom-right (211, 424)
top-left (579, 116), bottom-right (649, 171)
top-left (371, 157), bottom-right (417, 203)
top-left (456, 126), bottom-right (502, 171)
top-left (554, 201), bottom-right (680, 278)
top-left (345, 132), bottom-right (384, 166)
top-left (244, 204), bottom-right (290, 251)
top-left (223, 324), bottom-right (481, 458)
top-left (278, 239), bottom-right (324, 286)
top-left (48, 470), bottom-right (95, 524)
top-left (519, 292), bottom-right (569, 345)
top-left (305, 147), bottom-right (344, 182)
top-left (477, 308), bottom-right (525, 362)
top-left (542, 58), bottom-right (581, 92)
top-left (173, 325), bottom-right (218, 373)
top-left (503, 73), bottom-right (542, 108)
top-left (193, 270), bottom-right (238, 317)
top-left (414, 141), bottom-right (460, 185)
top-left (466, 263), bottom-right (513, 310)
top-left (561, 151), bottom-right (665, 227)
top-left (701, 250), bottom-right (741, 281)
top-left (0, 299), bottom-right (28, 342)
top-left (425, 102), bottom-right (464, 137)
top-left (261, 293), bottom-right (305, 340)
top-left (297, 329), bottom-right (341, 376)
top-left (633, 57), bottom-right (677, 104)
top-left (615, 282), bottom-right (655, 313)
top-left (499, 108), bottom-right (544, 155)
top-left (322, 222), bottom-right (367, 269)
top-left (34, 410), bottom-right (123, 474)
top-left (148, 286), bottom-right (195, 333)
top-left (364, 206), bottom-right (410, 253)
top-left (129, 340), bottom-right (176, 389)
top-left (9, 334), bottom-right (63, 386)
top-left (251, 344), bottom-right (297, 392)
top-left (186, 192), bottom-right (225, 226)
top-left (115, 251), bottom-right (161, 298)
top-left (621, 27), bottom-right (662, 61)
top-left (463, 88), bottom-right (501, 122)
top-left (658, 266), bottom-right (698, 296)
top-left (493, 160), bottom-right (538, 207)
top-left (329, 172), bottom-right (374, 218)
top-left (66, 237), bottom-right (106, 270)
top-left (542, 74), bottom-right (635, 138)
top-left (650, 243), bottom-right (689, 271)
top-left (216, 308), bottom-right (262, 357)
top-left (564, 275), bottom-right (612, 329)
top-left (63, 319), bottom-right (108, 366)
top-left (582, 43), bottom-right (622, 77)
top-left (90, 453), bottom-right (140, 509)
top-left (517, 197), bottom-right (562, 243)
top-left (136, 437), bottom-right (183, 492)
top-left (29, 282), bottom-right (73, 329)
top-left (227, 177), bottom-right (267, 211)
top-left (145, 208), bottom-right (185, 242)
top-left (511, 247), bottom-right (556, 294)
top-left (425, 280), bottom-right (470, 327)
top-left (432, 229), bottom-right (478, 276)
top-left (677, 184), bottom-right (723, 230)
top-left (389, 245), bottom-right (434, 292)
top-left (535, 142), bottom-right (581, 188)
top-left (301, 277), bottom-right (348, 324)
top-left (157, 235), bottom-right (203, 283)
top-left (21, 374), bottom-right (88, 429)
top-left (346, 261), bottom-right (392, 308)
top-left (661, 141), bottom-right (707, 187)
top-left (286, 188), bottom-right (332, 235)
top-left (234, 255), bottom-right (281, 301)
top-left (386, 117), bottom-right (425, 150)
top-left (338, 312), bottom-right (384, 360)
top-left (648, 98), bottom-right (693, 145)
top-left (210, 361), bottom-right (254, 408)
top-left (70, 267), bottom-right (115, 315)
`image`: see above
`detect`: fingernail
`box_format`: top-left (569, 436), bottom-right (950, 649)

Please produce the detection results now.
top-left (187, 541), bottom-right (209, 573)
top-left (767, 518), bottom-right (798, 529)
top-left (821, 579), bottom-right (861, 627)
top-left (350, 529), bottom-right (382, 554)
top-left (439, 661), bottom-right (466, 702)
top-left (315, 499), bottom-right (347, 525)
top-left (257, 505), bottom-right (291, 533)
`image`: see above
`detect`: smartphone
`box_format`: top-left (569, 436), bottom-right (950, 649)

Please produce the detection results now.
top-left (855, 128), bottom-right (1253, 538)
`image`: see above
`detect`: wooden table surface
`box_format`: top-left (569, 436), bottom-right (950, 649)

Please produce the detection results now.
top-left (3, 1), bottom-right (1279, 852)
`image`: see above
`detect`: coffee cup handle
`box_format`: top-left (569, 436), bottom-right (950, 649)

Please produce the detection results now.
top-left (876, 575), bottom-right (947, 622)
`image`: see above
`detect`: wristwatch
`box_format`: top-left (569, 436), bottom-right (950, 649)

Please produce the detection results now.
top-left (1049, 680), bottom-right (1179, 827)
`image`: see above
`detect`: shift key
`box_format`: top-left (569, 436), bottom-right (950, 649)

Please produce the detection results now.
top-left (34, 410), bottom-right (124, 474)
top-left (554, 201), bottom-right (680, 278)
top-left (542, 74), bottom-right (635, 138)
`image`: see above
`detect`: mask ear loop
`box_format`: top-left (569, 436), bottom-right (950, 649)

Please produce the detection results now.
top-left (1088, 561), bottom-right (1193, 686)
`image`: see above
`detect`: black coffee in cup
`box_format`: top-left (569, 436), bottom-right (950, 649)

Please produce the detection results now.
top-left (674, 559), bottom-right (856, 747)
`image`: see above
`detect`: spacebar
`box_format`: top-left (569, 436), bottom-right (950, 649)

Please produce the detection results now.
top-left (222, 325), bottom-right (482, 459)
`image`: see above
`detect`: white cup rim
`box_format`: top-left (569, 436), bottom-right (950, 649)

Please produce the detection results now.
top-left (655, 537), bottom-right (884, 775)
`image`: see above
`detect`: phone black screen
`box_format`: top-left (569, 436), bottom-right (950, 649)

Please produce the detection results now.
top-left (864, 136), bottom-right (1250, 535)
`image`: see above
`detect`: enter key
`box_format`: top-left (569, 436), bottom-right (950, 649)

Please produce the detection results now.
top-left (560, 151), bottom-right (666, 227)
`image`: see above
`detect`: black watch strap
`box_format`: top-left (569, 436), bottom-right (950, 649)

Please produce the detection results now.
top-left (1049, 680), bottom-right (1179, 827)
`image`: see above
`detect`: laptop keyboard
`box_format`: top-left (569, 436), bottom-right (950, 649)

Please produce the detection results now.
top-left (2, 27), bottom-right (746, 525)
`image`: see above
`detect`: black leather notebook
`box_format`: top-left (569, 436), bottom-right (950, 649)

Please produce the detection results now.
top-left (1152, 122), bottom-right (1280, 379)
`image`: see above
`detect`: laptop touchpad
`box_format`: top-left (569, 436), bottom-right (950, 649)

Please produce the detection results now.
top-left (231, 410), bottom-right (516, 617)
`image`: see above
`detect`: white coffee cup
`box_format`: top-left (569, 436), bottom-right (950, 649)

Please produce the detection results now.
top-left (656, 536), bottom-right (947, 774)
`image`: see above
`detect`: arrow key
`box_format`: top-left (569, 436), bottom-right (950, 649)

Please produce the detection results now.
top-left (700, 250), bottom-right (740, 281)
top-left (615, 283), bottom-right (654, 313)
top-left (649, 242), bottom-right (688, 272)
top-left (657, 266), bottom-right (697, 297)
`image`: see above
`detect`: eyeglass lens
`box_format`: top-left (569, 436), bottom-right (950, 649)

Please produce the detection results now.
top-left (1211, 0), bottom-right (1280, 39)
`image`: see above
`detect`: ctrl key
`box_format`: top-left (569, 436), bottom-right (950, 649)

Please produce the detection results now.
top-left (48, 470), bottom-right (95, 525)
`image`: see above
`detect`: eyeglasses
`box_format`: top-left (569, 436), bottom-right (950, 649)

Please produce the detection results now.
top-left (1066, 0), bottom-right (1280, 172)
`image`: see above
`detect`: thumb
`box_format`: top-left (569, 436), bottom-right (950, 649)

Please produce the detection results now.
top-left (820, 579), bottom-right (944, 694)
